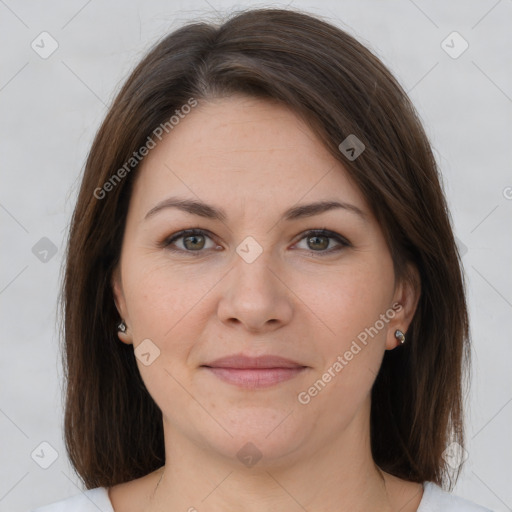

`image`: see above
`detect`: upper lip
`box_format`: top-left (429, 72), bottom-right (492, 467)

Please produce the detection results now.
top-left (202, 354), bottom-right (306, 369)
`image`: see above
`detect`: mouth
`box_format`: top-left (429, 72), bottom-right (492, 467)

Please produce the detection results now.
top-left (200, 354), bottom-right (308, 389)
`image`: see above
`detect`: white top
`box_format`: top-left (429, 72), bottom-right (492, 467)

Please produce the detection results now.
top-left (31, 481), bottom-right (494, 511)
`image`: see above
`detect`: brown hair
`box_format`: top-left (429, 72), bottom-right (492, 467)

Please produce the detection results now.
top-left (62, 7), bottom-right (470, 491)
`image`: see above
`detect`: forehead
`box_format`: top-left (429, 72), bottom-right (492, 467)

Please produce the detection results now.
top-left (130, 95), bottom-right (368, 215)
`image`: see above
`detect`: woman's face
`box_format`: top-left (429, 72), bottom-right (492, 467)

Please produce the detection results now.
top-left (112, 95), bottom-right (417, 466)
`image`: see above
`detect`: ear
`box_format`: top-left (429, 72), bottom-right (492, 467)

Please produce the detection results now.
top-left (111, 265), bottom-right (133, 345)
top-left (385, 263), bottom-right (421, 350)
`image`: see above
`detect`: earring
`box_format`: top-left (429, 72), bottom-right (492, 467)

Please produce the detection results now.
top-left (394, 329), bottom-right (405, 344)
top-left (118, 321), bottom-right (127, 333)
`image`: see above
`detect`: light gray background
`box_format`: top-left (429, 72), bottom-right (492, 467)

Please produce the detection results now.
top-left (1, 1), bottom-right (511, 511)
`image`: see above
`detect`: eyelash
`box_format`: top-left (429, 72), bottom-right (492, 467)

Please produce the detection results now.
top-left (160, 228), bottom-right (351, 257)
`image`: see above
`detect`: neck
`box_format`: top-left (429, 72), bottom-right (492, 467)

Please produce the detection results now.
top-left (145, 403), bottom-right (396, 512)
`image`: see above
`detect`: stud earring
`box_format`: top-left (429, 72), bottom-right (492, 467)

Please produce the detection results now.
top-left (118, 321), bottom-right (127, 333)
top-left (394, 329), bottom-right (405, 344)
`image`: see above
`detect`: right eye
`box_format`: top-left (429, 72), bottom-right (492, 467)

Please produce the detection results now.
top-left (162, 228), bottom-right (221, 254)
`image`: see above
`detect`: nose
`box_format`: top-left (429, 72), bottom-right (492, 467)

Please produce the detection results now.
top-left (217, 250), bottom-right (294, 333)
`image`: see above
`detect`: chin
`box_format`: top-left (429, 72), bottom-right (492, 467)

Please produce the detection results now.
top-left (194, 407), bottom-right (312, 469)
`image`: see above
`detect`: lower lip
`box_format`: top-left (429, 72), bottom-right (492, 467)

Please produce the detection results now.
top-left (203, 367), bottom-right (307, 389)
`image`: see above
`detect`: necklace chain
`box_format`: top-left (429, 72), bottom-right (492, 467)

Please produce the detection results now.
top-left (146, 466), bottom-right (390, 510)
top-left (145, 468), bottom-right (165, 512)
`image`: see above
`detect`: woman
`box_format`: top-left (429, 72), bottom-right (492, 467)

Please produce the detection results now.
top-left (33, 7), bottom-right (492, 512)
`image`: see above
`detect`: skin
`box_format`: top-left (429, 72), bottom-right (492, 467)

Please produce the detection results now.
top-left (110, 95), bottom-right (422, 512)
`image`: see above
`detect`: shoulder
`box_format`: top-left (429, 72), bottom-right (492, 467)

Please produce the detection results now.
top-left (418, 482), bottom-right (494, 512)
top-left (31, 487), bottom-right (113, 512)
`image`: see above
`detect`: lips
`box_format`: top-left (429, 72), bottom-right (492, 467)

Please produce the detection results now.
top-left (201, 354), bottom-right (308, 389)
top-left (203, 354), bottom-right (306, 369)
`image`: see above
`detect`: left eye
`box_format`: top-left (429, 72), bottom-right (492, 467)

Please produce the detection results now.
top-left (294, 229), bottom-right (350, 254)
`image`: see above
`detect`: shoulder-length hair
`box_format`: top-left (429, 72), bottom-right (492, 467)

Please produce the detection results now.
top-left (62, 7), bottom-right (470, 490)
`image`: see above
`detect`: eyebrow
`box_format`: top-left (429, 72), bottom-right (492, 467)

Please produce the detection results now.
top-left (144, 196), bottom-right (367, 223)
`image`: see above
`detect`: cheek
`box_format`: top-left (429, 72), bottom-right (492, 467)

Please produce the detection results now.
top-left (122, 255), bottom-right (215, 339)
top-left (120, 253), bottom-right (233, 393)
top-left (293, 259), bottom-right (394, 400)
top-left (296, 260), bottom-right (394, 347)
top-left (121, 258), bottom-right (215, 401)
